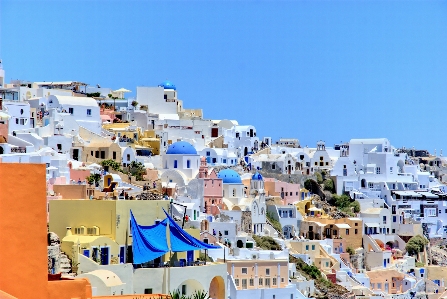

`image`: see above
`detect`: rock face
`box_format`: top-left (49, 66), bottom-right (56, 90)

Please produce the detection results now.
top-left (47, 232), bottom-right (62, 274)
top-left (241, 211), bottom-right (252, 234)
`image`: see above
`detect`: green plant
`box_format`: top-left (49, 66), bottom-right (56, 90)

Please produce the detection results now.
top-left (198, 252), bottom-right (213, 262)
top-left (415, 261), bottom-right (425, 267)
top-left (406, 235), bottom-right (428, 256)
top-left (346, 247), bottom-right (355, 255)
top-left (266, 212), bottom-right (283, 233)
top-left (131, 100), bottom-right (138, 107)
top-left (192, 290), bottom-right (210, 299)
top-left (86, 173), bottom-right (101, 186)
top-left (100, 159), bottom-right (121, 171)
top-left (87, 92), bottom-right (101, 97)
top-left (350, 200), bottom-right (360, 213)
top-left (304, 179), bottom-right (313, 191)
top-left (323, 179), bottom-right (334, 193)
top-left (252, 235), bottom-right (281, 250)
top-left (315, 172), bottom-right (323, 184)
top-left (332, 194), bottom-right (351, 209)
top-left (170, 290), bottom-right (186, 299)
top-left (129, 161), bottom-right (145, 181)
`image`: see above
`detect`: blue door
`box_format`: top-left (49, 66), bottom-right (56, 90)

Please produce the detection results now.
top-left (187, 251), bottom-right (194, 264)
top-left (383, 259), bottom-right (387, 268)
top-left (83, 249), bottom-right (90, 257)
top-left (101, 247), bottom-right (109, 265)
top-left (120, 246), bottom-right (125, 263)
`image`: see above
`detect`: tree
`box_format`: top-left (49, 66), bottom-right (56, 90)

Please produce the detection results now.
top-left (346, 247), bottom-right (355, 255)
top-left (315, 172), bottom-right (323, 184)
top-left (350, 200), bottom-right (360, 213)
top-left (323, 179), bottom-right (335, 193)
top-left (86, 173), bottom-right (101, 186)
top-left (333, 194), bottom-right (351, 209)
top-left (304, 179), bottom-right (313, 191)
top-left (100, 159), bottom-right (121, 171)
top-left (406, 235), bottom-right (428, 256)
top-left (129, 161), bottom-right (145, 181)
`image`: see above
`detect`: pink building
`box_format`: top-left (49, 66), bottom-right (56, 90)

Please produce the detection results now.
top-left (264, 178), bottom-right (300, 205)
top-left (199, 157), bottom-right (223, 215)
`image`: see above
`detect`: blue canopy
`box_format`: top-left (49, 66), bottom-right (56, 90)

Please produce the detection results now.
top-left (163, 209), bottom-right (220, 251)
top-left (130, 211), bottom-right (169, 264)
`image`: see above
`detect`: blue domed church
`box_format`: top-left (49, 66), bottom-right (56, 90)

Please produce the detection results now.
top-left (162, 141), bottom-right (201, 180)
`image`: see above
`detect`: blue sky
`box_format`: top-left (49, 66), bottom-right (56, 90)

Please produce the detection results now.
top-left (1, 1), bottom-right (447, 153)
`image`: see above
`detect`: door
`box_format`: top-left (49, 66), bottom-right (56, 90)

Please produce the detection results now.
top-left (101, 247), bottom-right (109, 265)
top-left (120, 246), bottom-right (125, 263)
top-left (187, 251), bottom-right (194, 264)
top-left (83, 249), bottom-right (90, 258)
top-left (73, 149), bottom-right (79, 161)
top-left (211, 128), bottom-right (218, 137)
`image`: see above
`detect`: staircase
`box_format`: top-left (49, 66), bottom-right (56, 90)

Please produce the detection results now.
top-left (59, 252), bottom-right (72, 275)
top-left (265, 218), bottom-right (285, 239)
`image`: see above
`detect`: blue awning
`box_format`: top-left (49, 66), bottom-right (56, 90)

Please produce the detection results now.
top-left (163, 209), bottom-right (220, 251)
top-left (130, 211), bottom-right (169, 264)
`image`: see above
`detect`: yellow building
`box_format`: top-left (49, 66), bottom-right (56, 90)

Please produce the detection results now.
top-left (49, 200), bottom-right (199, 265)
top-left (138, 130), bottom-right (161, 155)
top-left (296, 198), bottom-right (328, 218)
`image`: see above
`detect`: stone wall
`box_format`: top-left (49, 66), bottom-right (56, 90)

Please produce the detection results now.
top-left (241, 211), bottom-right (252, 234)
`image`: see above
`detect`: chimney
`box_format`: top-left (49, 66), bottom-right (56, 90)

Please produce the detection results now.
top-left (66, 226), bottom-right (73, 237)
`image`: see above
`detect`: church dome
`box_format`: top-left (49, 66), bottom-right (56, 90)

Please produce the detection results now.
top-left (166, 141), bottom-right (197, 155)
top-left (218, 169), bottom-right (242, 184)
top-left (158, 80), bottom-right (176, 90)
top-left (252, 172), bottom-right (263, 181)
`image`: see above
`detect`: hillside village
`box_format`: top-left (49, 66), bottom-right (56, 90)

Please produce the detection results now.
top-left (2, 60), bottom-right (447, 299)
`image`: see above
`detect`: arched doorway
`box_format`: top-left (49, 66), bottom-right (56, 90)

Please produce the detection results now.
top-left (236, 240), bottom-right (244, 248)
top-left (209, 276), bottom-right (225, 299)
top-left (175, 279), bottom-right (204, 298)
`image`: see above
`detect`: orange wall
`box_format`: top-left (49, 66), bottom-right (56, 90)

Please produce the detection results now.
top-left (0, 164), bottom-right (48, 299)
top-left (96, 295), bottom-right (169, 299)
top-left (47, 278), bottom-right (92, 299)
top-left (53, 184), bottom-right (87, 199)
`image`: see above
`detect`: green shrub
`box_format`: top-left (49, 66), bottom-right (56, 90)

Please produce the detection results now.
top-left (323, 179), bottom-right (334, 193)
top-left (346, 247), bottom-right (355, 255)
top-left (406, 235), bottom-right (428, 256)
top-left (266, 212), bottom-right (283, 233)
top-left (315, 172), bottom-right (323, 184)
top-left (252, 235), bottom-right (281, 250)
top-left (100, 159), bottom-right (121, 171)
top-left (350, 200), bottom-right (360, 213)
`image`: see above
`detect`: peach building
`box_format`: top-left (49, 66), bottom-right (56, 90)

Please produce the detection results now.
top-left (264, 178), bottom-right (300, 205)
top-left (226, 259), bottom-right (289, 290)
top-left (0, 163), bottom-right (92, 299)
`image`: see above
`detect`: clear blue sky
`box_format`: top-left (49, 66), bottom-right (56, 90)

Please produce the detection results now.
top-left (1, 1), bottom-right (447, 153)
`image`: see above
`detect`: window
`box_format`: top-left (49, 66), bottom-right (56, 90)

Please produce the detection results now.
top-left (281, 278), bottom-right (285, 283)
top-left (174, 160), bottom-right (178, 168)
top-left (224, 230), bottom-right (229, 236)
top-left (265, 278), bottom-right (270, 287)
top-left (383, 216), bottom-right (387, 224)
top-left (69, 108), bottom-right (74, 114)
top-left (376, 167), bottom-right (381, 174)
top-left (346, 229), bottom-right (349, 235)
top-left (15, 118), bottom-right (18, 124)
top-left (272, 278), bottom-right (277, 286)
top-left (355, 229), bottom-right (358, 234)
top-left (187, 160), bottom-right (191, 168)
top-left (311, 245), bottom-right (315, 250)
top-left (425, 208), bottom-right (436, 217)
top-left (233, 188), bottom-right (236, 197)
top-left (242, 279), bottom-right (247, 289)
top-left (368, 182), bottom-right (374, 189)
top-left (305, 245), bottom-right (309, 251)
top-left (272, 163), bottom-right (276, 170)
top-left (333, 230), bottom-right (337, 236)
top-left (182, 285), bottom-right (187, 295)
top-left (242, 268), bottom-right (247, 274)
top-left (377, 283), bottom-right (382, 289)
top-left (235, 279), bottom-right (239, 286)
top-left (144, 289), bottom-right (152, 294)
top-left (259, 278), bottom-right (263, 286)
top-left (266, 268), bottom-right (270, 276)
top-left (390, 167), bottom-right (393, 174)
top-left (393, 216), bottom-right (397, 222)
top-left (100, 151), bottom-right (105, 159)
top-left (355, 222), bottom-right (358, 226)
top-left (326, 262), bottom-right (329, 267)
top-left (113, 151), bottom-right (117, 160)
top-left (95, 151), bottom-right (99, 158)
top-left (371, 283), bottom-right (375, 289)
top-left (57, 144), bottom-right (62, 151)
top-left (20, 118), bottom-right (26, 125)
top-left (249, 278), bottom-right (254, 286)
top-left (87, 109), bottom-right (91, 116)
